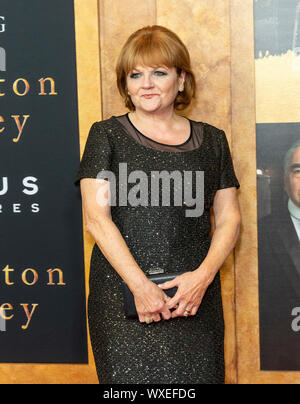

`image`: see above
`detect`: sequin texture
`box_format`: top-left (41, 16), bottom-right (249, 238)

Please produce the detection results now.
top-left (74, 116), bottom-right (240, 384)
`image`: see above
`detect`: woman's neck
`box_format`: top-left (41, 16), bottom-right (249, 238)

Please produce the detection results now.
top-left (128, 109), bottom-right (184, 132)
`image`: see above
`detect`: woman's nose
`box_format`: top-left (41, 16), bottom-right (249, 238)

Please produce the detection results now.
top-left (142, 73), bottom-right (154, 88)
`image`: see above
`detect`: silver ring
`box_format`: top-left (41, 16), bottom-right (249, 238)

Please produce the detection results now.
top-left (183, 310), bottom-right (191, 317)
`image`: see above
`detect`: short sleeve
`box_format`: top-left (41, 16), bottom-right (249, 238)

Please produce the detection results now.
top-left (74, 122), bottom-right (112, 187)
top-left (217, 130), bottom-right (240, 190)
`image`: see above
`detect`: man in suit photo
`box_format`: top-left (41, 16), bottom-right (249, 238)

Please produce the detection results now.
top-left (258, 139), bottom-right (300, 371)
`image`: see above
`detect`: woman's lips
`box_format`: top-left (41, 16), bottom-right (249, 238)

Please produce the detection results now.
top-left (142, 94), bottom-right (158, 99)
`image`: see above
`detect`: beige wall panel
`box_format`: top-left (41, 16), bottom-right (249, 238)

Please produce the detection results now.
top-left (99, 0), bottom-right (156, 119)
top-left (256, 51), bottom-right (300, 123)
top-left (0, 0), bottom-right (101, 384)
top-left (157, 0), bottom-right (236, 384)
top-left (231, 0), bottom-right (300, 384)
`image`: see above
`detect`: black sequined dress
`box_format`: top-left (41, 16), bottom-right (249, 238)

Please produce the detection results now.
top-left (74, 114), bottom-right (240, 384)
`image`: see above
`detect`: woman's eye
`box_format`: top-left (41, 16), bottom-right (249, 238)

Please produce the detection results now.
top-left (129, 73), bottom-right (140, 79)
top-left (154, 70), bottom-right (167, 76)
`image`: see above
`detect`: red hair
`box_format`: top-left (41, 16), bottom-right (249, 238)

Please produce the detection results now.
top-left (116, 25), bottom-right (196, 111)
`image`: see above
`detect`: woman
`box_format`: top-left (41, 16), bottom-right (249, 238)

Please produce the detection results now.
top-left (74, 25), bottom-right (241, 384)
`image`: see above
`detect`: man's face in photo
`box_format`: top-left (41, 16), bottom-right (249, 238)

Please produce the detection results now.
top-left (285, 146), bottom-right (300, 208)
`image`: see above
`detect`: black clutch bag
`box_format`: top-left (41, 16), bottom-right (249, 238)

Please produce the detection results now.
top-left (122, 271), bottom-right (185, 319)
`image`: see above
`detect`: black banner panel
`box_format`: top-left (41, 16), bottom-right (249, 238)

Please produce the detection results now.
top-left (255, 0), bottom-right (300, 371)
top-left (0, 0), bottom-right (88, 363)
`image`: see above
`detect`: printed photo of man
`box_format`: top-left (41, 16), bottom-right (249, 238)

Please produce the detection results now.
top-left (258, 139), bottom-right (300, 370)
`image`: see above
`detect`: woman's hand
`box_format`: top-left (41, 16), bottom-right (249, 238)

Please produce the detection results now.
top-left (158, 270), bottom-right (213, 318)
top-left (133, 280), bottom-right (173, 323)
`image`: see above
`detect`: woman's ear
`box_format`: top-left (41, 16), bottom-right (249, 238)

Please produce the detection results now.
top-left (179, 70), bottom-right (186, 92)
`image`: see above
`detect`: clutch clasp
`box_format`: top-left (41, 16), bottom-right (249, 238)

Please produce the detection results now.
top-left (148, 267), bottom-right (164, 275)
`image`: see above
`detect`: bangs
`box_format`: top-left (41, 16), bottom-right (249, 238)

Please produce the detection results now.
top-left (124, 38), bottom-right (177, 73)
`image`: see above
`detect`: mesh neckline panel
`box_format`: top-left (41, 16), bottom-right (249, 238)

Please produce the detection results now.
top-left (114, 113), bottom-right (204, 152)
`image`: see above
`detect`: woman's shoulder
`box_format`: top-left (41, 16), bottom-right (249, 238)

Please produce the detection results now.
top-left (190, 119), bottom-right (226, 148)
top-left (190, 118), bottom-right (224, 134)
top-left (88, 116), bottom-right (123, 144)
top-left (190, 119), bottom-right (229, 160)
top-left (90, 116), bottom-right (117, 131)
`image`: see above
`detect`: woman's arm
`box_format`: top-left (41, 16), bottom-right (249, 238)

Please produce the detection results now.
top-left (159, 187), bottom-right (241, 317)
top-left (196, 186), bottom-right (241, 283)
top-left (80, 178), bottom-right (172, 322)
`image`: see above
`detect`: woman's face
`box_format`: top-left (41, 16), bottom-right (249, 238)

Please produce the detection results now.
top-left (126, 65), bottom-right (185, 114)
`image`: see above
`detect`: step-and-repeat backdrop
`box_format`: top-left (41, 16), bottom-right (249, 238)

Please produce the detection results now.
top-left (0, 0), bottom-right (88, 363)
